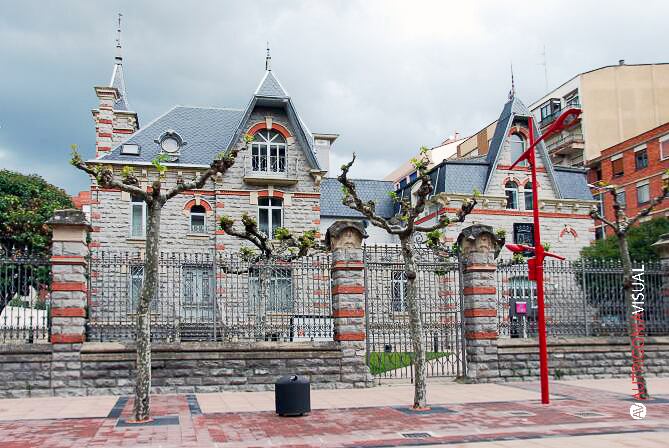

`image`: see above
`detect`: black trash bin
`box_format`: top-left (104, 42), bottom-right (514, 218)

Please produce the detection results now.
top-left (275, 375), bottom-right (310, 416)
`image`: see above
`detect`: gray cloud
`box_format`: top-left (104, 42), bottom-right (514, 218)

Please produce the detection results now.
top-left (1, 0), bottom-right (667, 193)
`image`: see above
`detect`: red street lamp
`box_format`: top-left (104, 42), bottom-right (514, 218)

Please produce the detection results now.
top-left (507, 107), bottom-right (582, 405)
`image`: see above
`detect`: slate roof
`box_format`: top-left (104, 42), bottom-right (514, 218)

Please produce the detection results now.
top-left (255, 71), bottom-right (289, 98)
top-left (395, 95), bottom-right (592, 202)
top-left (99, 106), bottom-right (244, 164)
top-left (96, 69), bottom-right (321, 170)
top-left (320, 177), bottom-right (395, 218)
top-left (553, 167), bottom-right (594, 200)
top-left (110, 63), bottom-right (129, 111)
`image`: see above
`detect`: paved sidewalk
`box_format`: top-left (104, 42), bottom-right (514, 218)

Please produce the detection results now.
top-left (0, 378), bottom-right (667, 447)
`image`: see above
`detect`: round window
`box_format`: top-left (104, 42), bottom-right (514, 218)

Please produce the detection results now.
top-left (161, 137), bottom-right (179, 153)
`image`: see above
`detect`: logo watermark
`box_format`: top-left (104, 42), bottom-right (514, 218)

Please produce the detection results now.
top-left (630, 402), bottom-right (647, 420)
top-left (630, 264), bottom-right (648, 418)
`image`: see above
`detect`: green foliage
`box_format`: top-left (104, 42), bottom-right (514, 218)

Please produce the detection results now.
top-left (297, 229), bottom-right (317, 251)
top-left (419, 146), bottom-right (430, 155)
top-left (581, 217), bottom-right (669, 261)
top-left (242, 133), bottom-right (254, 144)
top-left (542, 242), bottom-right (551, 252)
top-left (472, 187), bottom-right (482, 199)
top-left (274, 227), bottom-right (292, 241)
top-left (239, 246), bottom-right (256, 261)
top-left (0, 169), bottom-right (73, 254)
top-left (425, 230), bottom-right (442, 248)
top-left (450, 243), bottom-right (460, 255)
top-left (219, 215), bottom-right (234, 228)
top-left (511, 252), bottom-right (526, 264)
top-left (388, 191), bottom-right (400, 202)
top-left (495, 228), bottom-right (507, 239)
top-left (241, 213), bottom-right (257, 228)
top-left (151, 153), bottom-right (170, 177)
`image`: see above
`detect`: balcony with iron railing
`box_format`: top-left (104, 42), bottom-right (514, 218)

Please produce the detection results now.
top-left (539, 101), bottom-right (581, 129)
top-left (242, 152), bottom-right (300, 186)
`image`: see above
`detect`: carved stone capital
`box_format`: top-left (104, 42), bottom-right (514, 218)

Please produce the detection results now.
top-left (457, 224), bottom-right (504, 260)
top-left (325, 220), bottom-right (368, 251)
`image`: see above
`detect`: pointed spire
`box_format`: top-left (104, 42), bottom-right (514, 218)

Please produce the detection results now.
top-left (265, 42), bottom-right (271, 71)
top-left (115, 13), bottom-right (123, 63)
top-left (508, 62), bottom-right (516, 100)
top-left (109, 13), bottom-right (129, 111)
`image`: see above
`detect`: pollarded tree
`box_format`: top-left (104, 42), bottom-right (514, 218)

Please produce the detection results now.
top-left (70, 135), bottom-right (250, 422)
top-left (337, 148), bottom-right (477, 409)
top-left (588, 172), bottom-right (669, 399)
top-left (220, 213), bottom-right (322, 340)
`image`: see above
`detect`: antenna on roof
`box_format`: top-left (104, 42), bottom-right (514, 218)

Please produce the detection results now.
top-left (115, 13), bottom-right (123, 63)
top-left (508, 62), bottom-right (516, 100)
top-left (540, 44), bottom-right (548, 91)
top-left (265, 42), bottom-right (271, 71)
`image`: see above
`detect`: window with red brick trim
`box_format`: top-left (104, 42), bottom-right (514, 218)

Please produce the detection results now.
top-left (661, 135), bottom-right (669, 160)
top-left (611, 157), bottom-right (624, 177)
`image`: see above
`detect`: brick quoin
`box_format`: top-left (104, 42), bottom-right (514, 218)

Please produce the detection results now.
top-left (464, 308), bottom-right (497, 318)
top-left (51, 308), bottom-right (86, 318)
top-left (51, 282), bottom-right (87, 292)
top-left (332, 309), bottom-right (365, 318)
top-left (332, 285), bottom-right (365, 295)
top-left (51, 334), bottom-right (85, 344)
top-left (334, 332), bottom-right (366, 342)
top-left (463, 286), bottom-right (496, 295)
top-left (465, 331), bottom-right (498, 340)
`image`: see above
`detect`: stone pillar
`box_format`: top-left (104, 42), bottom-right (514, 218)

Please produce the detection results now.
top-left (457, 224), bottom-right (504, 382)
top-left (326, 221), bottom-right (373, 388)
top-left (47, 209), bottom-right (90, 395)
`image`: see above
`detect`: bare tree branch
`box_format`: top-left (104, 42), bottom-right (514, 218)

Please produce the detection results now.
top-left (589, 208), bottom-right (619, 232)
top-left (70, 148), bottom-right (148, 199)
top-left (627, 183), bottom-right (669, 228)
top-left (337, 154), bottom-right (406, 235)
top-left (164, 147), bottom-right (242, 201)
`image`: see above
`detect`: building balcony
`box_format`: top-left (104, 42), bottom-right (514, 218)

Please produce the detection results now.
top-left (242, 153), bottom-right (299, 186)
top-left (539, 102), bottom-right (581, 129)
top-left (545, 132), bottom-right (585, 157)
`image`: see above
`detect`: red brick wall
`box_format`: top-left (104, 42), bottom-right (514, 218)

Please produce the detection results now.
top-left (588, 122), bottom-right (669, 236)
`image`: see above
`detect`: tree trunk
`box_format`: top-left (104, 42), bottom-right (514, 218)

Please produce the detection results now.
top-left (618, 233), bottom-right (649, 399)
top-left (401, 237), bottom-right (427, 409)
top-left (133, 202), bottom-right (162, 421)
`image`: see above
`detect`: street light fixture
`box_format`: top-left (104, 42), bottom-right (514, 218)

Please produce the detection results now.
top-left (507, 107), bottom-right (582, 405)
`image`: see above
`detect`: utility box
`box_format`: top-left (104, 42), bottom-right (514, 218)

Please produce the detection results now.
top-left (275, 375), bottom-right (311, 416)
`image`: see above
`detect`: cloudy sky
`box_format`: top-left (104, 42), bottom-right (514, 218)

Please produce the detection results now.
top-left (1, 0), bottom-right (667, 194)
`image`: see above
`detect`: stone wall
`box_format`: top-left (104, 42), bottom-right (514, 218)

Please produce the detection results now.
top-left (497, 336), bottom-right (669, 382)
top-left (0, 341), bottom-right (365, 398)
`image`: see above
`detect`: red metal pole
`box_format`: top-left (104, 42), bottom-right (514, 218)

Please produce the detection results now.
top-left (528, 117), bottom-right (550, 404)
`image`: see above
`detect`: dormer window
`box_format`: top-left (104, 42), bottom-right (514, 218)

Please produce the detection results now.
top-left (155, 130), bottom-right (186, 161)
top-left (121, 144), bottom-right (140, 155)
top-left (252, 130), bottom-right (286, 173)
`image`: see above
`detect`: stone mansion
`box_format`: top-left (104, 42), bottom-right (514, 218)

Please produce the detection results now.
top-left (75, 42), bottom-right (597, 259)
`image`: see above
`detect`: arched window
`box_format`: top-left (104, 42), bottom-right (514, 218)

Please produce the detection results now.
top-left (524, 182), bottom-right (534, 211)
top-left (258, 197), bottom-right (283, 238)
top-left (510, 133), bottom-right (526, 166)
top-left (190, 204), bottom-right (206, 233)
top-left (252, 130), bottom-right (287, 173)
top-left (505, 181), bottom-right (518, 209)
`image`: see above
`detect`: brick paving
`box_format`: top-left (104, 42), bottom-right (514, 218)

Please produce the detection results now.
top-left (0, 380), bottom-right (667, 447)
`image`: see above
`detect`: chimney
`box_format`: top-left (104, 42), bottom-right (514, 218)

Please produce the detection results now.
top-left (619, 59), bottom-right (625, 66)
top-left (93, 87), bottom-right (118, 158)
top-left (313, 133), bottom-right (338, 174)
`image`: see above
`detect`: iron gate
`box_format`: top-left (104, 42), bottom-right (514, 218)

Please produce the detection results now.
top-left (363, 244), bottom-right (465, 381)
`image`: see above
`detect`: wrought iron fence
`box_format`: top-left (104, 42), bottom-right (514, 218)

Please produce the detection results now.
top-left (364, 244), bottom-right (465, 381)
top-left (0, 249), bottom-right (51, 343)
top-left (496, 259), bottom-right (668, 338)
top-left (87, 251), bottom-right (332, 342)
